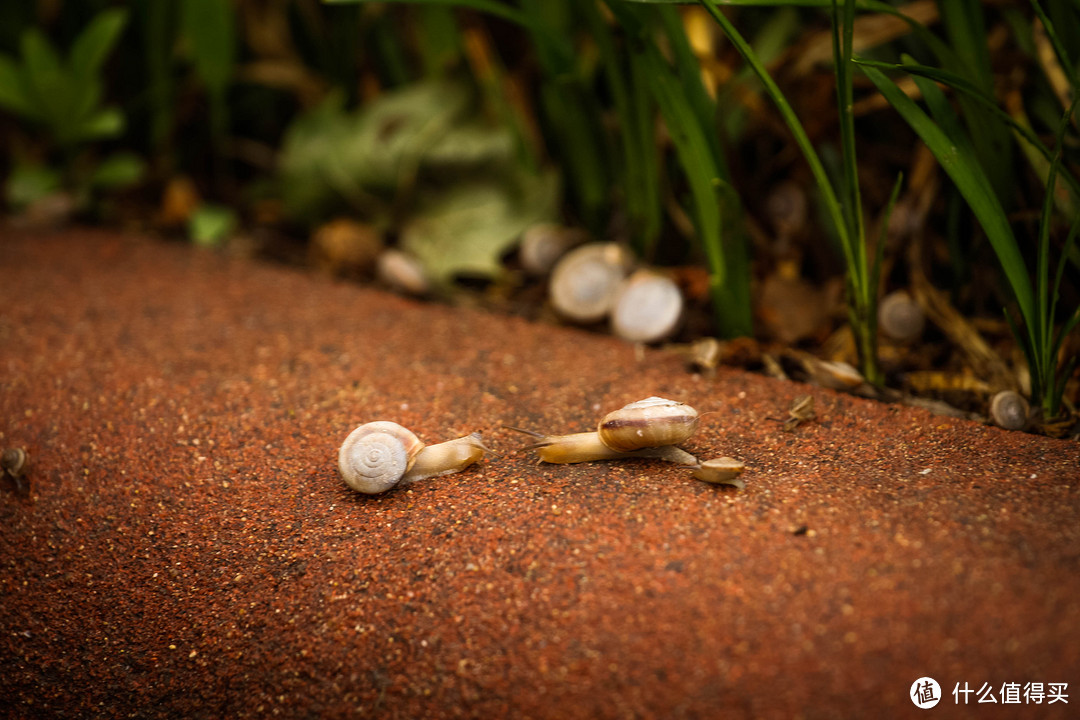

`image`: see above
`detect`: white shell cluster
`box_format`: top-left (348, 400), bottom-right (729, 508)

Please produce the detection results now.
top-left (546, 242), bottom-right (684, 344)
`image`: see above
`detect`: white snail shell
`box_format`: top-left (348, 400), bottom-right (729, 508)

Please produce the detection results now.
top-left (610, 270), bottom-right (684, 344)
top-left (338, 421), bottom-right (425, 494)
top-left (598, 397), bottom-right (699, 452)
top-left (337, 421), bottom-right (489, 495)
top-left (376, 249), bottom-right (430, 296)
top-left (549, 242), bottom-right (634, 323)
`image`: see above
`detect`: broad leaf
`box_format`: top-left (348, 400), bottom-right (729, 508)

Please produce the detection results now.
top-left (401, 170), bottom-right (558, 284)
top-left (70, 8), bottom-right (128, 78)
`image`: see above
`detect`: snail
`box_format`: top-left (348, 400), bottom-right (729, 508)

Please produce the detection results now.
top-left (878, 290), bottom-right (925, 343)
top-left (512, 397), bottom-right (699, 465)
top-left (1, 447), bottom-right (28, 490)
top-left (338, 421), bottom-right (489, 494)
top-left (691, 457), bottom-right (746, 489)
top-left (989, 390), bottom-right (1029, 431)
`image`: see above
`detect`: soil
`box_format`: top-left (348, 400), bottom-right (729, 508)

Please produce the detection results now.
top-left (2, 228), bottom-right (1078, 718)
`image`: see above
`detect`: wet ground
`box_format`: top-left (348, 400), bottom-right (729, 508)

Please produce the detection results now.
top-left (2, 228), bottom-right (1078, 718)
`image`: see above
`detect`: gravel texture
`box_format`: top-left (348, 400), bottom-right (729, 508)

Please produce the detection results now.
top-left (2, 229), bottom-right (1078, 719)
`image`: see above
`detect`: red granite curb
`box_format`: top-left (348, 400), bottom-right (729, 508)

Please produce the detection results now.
top-left (2, 229), bottom-right (1078, 719)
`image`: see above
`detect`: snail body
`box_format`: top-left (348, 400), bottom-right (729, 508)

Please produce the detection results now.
top-left (338, 421), bottom-right (487, 494)
top-left (691, 457), bottom-right (746, 488)
top-left (517, 397), bottom-right (699, 466)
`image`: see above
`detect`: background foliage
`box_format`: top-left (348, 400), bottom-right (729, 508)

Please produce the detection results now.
top-left (1, 0), bottom-right (1077, 424)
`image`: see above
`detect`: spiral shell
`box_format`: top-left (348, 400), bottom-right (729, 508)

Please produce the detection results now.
top-left (1, 447), bottom-right (27, 478)
top-left (990, 390), bottom-right (1029, 431)
top-left (878, 290), bottom-right (925, 343)
top-left (598, 397), bottom-right (700, 452)
top-left (338, 421), bottom-right (424, 494)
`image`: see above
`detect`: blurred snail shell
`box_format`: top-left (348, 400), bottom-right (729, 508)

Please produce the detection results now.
top-left (338, 421), bottom-right (487, 494)
top-left (878, 290), bottom-right (925, 343)
top-left (610, 270), bottom-right (684, 344)
top-left (310, 218), bottom-right (383, 276)
top-left (549, 242), bottom-right (634, 323)
top-left (989, 390), bottom-right (1029, 431)
top-left (376, 249), bottom-right (430, 296)
top-left (691, 457), bottom-right (746, 488)
top-left (514, 397), bottom-right (699, 466)
top-left (519, 224), bottom-right (588, 276)
top-left (1, 447), bottom-right (28, 478)
top-left (765, 181), bottom-right (807, 239)
top-left (802, 357), bottom-right (864, 392)
top-left (1, 447), bottom-right (28, 492)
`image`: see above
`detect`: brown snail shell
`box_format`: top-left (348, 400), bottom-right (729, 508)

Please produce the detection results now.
top-left (310, 218), bottom-right (383, 276)
top-left (511, 396), bottom-right (700, 466)
top-left (597, 396), bottom-right (700, 452)
top-left (878, 290), bottom-right (925, 343)
top-left (989, 391), bottom-right (1029, 431)
top-left (1, 447), bottom-right (28, 478)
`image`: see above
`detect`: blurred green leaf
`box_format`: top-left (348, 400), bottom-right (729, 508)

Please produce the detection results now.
top-left (70, 8), bottom-right (128, 79)
top-left (401, 169), bottom-right (558, 284)
top-left (20, 28), bottom-right (70, 131)
top-left (77, 107), bottom-right (125, 142)
top-left (280, 79), bottom-right (509, 220)
top-left (180, 0), bottom-right (235, 137)
top-left (4, 160), bottom-right (62, 208)
top-left (89, 152), bottom-right (146, 189)
top-left (0, 54), bottom-right (33, 117)
top-left (188, 204), bottom-right (237, 247)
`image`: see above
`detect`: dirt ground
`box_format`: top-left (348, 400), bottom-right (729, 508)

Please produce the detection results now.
top-left (2, 228), bottom-right (1078, 718)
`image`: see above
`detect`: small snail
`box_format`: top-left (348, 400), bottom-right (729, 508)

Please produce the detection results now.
top-left (1, 447), bottom-right (28, 492)
top-left (989, 390), bottom-right (1029, 431)
top-left (691, 457), bottom-right (746, 489)
top-left (513, 397), bottom-right (699, 465)
top-left (878, 290), bottom-right (925, 343)
top-left (338, 421), bottom-right (488, 494)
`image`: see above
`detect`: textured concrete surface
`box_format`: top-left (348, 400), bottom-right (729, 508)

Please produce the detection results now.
top-left (2, 228), bottom-right (1078, 719)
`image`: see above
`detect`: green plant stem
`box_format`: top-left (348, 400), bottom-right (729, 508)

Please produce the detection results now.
top-left (695, 0), bottom-right (879, 382)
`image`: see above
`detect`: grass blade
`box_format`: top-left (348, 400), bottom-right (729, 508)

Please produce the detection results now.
top-left (861, 63), bottom-right (1037, 351)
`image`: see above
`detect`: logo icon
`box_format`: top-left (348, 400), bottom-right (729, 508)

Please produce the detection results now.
top-left (911, 677), bottom-right (942, 709)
